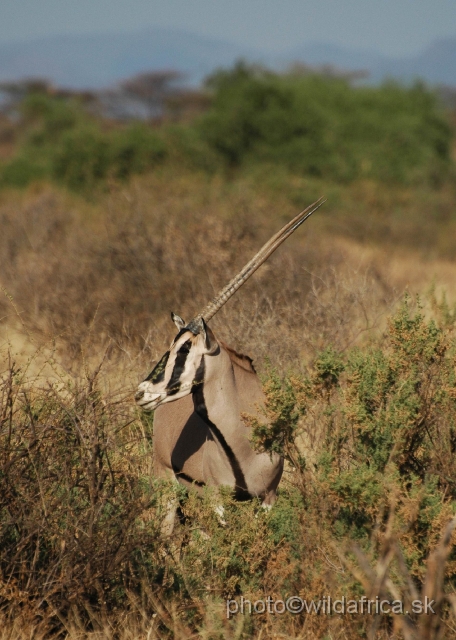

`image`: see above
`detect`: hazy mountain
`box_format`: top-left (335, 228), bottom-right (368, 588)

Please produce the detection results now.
top-left (0, 28), bottom-right (260, 88)
top-left (281, 42), bottom-right (389, 76)
top-left (392, 38), bottom-right (456, 86)
top-left (285, 39), bottom-right (456, 86)
top-left (0, 28), bottom-right (456, 89)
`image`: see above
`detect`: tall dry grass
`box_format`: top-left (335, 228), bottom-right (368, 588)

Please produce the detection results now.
top-left (1, 168), bottom-right (456, 638)
top-left (3, 168), bottom-right (455, 374)
top-left (2, 339), bottom-right (456, 640)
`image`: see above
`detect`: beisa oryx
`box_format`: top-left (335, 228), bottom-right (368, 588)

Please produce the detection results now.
top-left (135, 199), bottom-right (324, 533)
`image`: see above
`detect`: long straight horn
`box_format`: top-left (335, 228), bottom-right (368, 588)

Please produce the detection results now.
top-left (189, 197), bottom-right (325, 327)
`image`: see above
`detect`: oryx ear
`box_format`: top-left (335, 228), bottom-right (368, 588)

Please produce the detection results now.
top-left (187, 317), bottom-right (219, 354)
top-left (202, 319), bottom-right (219, 355)
top-left (171, 312), bottom-right (186, 331)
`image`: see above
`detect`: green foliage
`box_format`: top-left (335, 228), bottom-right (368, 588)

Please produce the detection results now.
top-left (52, 123), bottom-right (166, 190)
top-left (0, 92), bottom-right (167, 192)
top-left (163, 124), bottom-right (223, 173)
top-left (21, 91), bottom-right (79, 142)
top-left (110, 124), bottom-right (167, 179)
top-left (2, 297), bottom-right (456, 636)
top-left (52, 125), bottom-right (112, 190)
top-left (253, 297), bottom-right (456, 571)
top-left (249, 367), bottom-right (303, 460)
top-left (1, 67), bottom-right (453, 193)
top-left (198, 62), bottom-right (452, 184)
top-left (175, 489), bottom-right (275, 597)
top-left (266, 486), bottom-right (304, 550)
top-left (0, 155), bottom-right (47, 187)
top-left (314, 345), bottom-right (345, 389)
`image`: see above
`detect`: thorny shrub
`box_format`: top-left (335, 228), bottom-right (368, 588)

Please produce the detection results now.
top-left (2, 298), bottom-right (456, 638)
top-left (251, 296), bottom-right (456, 635)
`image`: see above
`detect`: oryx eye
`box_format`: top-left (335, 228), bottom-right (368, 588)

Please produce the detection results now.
top-left (178, 341), bottom-right (191, 355)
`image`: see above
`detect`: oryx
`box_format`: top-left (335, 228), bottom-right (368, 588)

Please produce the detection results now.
top-left (135, 199), bottom-right (324, 533)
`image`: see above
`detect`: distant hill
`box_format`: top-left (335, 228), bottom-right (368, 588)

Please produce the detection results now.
top-left (395, 38), bottom-right (456, 86)
top-left (286, 39), bottom-right (456, 87)
top-left (281, 42), bottom-right (389, 77)
top-left (0, 28), bottom-right (259, 88)
top-left (0, 28), bottom-right (456, 89)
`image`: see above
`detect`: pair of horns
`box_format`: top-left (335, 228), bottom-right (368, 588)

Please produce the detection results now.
top-left (186, 197), bottom-right (325, 332)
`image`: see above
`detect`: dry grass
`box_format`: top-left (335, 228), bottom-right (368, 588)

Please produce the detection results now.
top-left (1, 168), bottom-right (456, 638)
top-left (2, 169), bottom-right (456, 375)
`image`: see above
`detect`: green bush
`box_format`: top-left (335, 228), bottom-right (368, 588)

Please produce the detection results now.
top-left (0, 92), bottom-right (168, 192)
top-left (52, 126), bottom-right (112, 190)
top-left (52, 124), bottom-right (167, 190)
top-left (0, 155), bottom-right (47, 187)
top-left (110, 124), bottom-right (167, 180)
top-left (0, 70), bottom-right (453, 192)
top-left (2, 297), bottom-right (456, 636)
top-left (198, 63), bottom-right (453, 183)
top-left (21, 92), bottom-right (79, 143)
top-left (163, 124), bottom-right (223, 173)
top-left (253, 296), bottom-right (456, 572)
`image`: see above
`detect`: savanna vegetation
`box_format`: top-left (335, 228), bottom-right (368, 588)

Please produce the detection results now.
top-left (1, 63), bottom-right (456, 639)
top-left (0, 63), bottom-right (452, 191)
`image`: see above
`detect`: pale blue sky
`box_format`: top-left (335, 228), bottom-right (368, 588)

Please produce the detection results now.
top-left (1, 0), bottom-right (456, 56)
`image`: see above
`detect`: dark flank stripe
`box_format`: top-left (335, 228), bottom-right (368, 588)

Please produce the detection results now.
top-left (172, 463), bottom-right (206, 487)
top-left (192, 357), bottom-right (251, 501)
top-left (145, 350), bottom-right (169, 383)
top-left (166, 339), bottom-right (192, 396)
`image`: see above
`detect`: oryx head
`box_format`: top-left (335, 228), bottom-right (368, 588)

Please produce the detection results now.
top-left (135, 313), bottom-right (219, 411)
top-left (135, 198), bottom-right (325, 411)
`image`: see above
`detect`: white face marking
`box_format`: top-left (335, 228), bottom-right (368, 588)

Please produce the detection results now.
top-left (135, 330), bottom-right (207, 411)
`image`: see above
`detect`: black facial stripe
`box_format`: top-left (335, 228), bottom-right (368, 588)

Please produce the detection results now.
top-left (166, 339), bottom-right (192, 395)
top-left (192, 359), bottom-right (251, 502)
top-left (145, 350), bottom-right (169, 382)
top-left (193, 356), bottom-right (205, 388)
